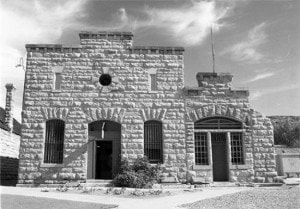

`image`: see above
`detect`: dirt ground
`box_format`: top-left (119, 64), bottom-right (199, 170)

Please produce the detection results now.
top-left (1, 194), bottom-right (117, 209)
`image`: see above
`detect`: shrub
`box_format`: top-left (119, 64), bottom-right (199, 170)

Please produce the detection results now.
top-left (113, 157), bottom-right (159, 188)
top-left (274, 121), bottom-right (300, 147)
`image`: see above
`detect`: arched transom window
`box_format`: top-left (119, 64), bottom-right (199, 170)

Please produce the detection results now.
top-left (194, 117), bottom-right (243, 130)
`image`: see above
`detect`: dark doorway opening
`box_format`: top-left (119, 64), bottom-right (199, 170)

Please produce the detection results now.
top-left (87, 120), bottom-right (121, 180)
top-left (96, 141), bottom-right (112, 179)
top-left (212, 132), bottom-right (228, 181)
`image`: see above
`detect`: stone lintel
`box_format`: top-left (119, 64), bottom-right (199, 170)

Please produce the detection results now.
top-left (79, 31), bottom-right (133, 40)
top-left (130, 46), bottom-right (184, 55)
top-left (25, 44), bottom-right (82, 52)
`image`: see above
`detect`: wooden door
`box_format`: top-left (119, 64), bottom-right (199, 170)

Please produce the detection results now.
top-left (212, 133), bottom-right (228, 181)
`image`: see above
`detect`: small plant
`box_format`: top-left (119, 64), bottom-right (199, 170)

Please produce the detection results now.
top-left (112, 157), bottom-right (160, 188)
top-left (81, 187), bottom-right (91, 193)
top-left (56, 185), bottom-right (68, 192)
top-left (105, 187), bottom-right (113, 194)
top-left (149, 189), bottom-right (162, 195)
top-left (40, 187), bottom-right (49, 192)
top-left (113, 188), bottom-right (126, 195)
top-left (131, 189), bottom-right (145, 196)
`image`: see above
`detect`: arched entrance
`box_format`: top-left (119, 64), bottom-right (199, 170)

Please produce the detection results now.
top-left (87, 120), bottom-right (121, 180)
top-left (194, 117), bottom-right (244, 181)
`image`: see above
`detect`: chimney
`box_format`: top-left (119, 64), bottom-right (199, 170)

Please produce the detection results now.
top-left (4, 83), bottom-right (15, 132)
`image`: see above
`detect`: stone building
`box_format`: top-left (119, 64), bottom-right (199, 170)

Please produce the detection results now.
top-left (18, 31), bottom-right (277, 185)
top-left (1, 84), bottom-right (21, 185)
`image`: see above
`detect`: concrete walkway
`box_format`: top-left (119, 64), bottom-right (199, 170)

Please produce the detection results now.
top-left (1, 186), bottom-right (250, 209)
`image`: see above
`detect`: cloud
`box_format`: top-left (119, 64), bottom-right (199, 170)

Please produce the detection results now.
top-left (250, 83), bottom-right (300, 101)
top-left (0, 0), bottom-right (88, 121)
top-left (1, 0), bottom-right (87, 49)
top-left (222, 22), bottom-right (268, 63)
top-left (247, 72), bottom-right (275, 83)
top-left (108, 1), bottom-right (232, 46)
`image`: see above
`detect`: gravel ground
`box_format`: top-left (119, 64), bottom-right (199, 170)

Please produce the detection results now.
top-left (181, 185), bottom-right (300, 209)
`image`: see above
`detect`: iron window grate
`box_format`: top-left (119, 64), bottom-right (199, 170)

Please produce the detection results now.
top-left (144, 120), bottom-right (163, 163)
top-left (231, 132), bottom-right (244, 165)
top-left (194, 132), bottom-right (209, 165)
top-left (44, 119), bottom-right (65, 164)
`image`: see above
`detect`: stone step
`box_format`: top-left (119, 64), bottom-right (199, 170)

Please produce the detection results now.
top-left (210, 182), bottom-right (237, 187)
top-left (153, 183), bottom-right (190, 189)
top-left (81, 179), bottom-right (113, 187)
top-left (86, 179), bottom-right (112, 183)
top-left (80, 183), bottom-right (112, 187)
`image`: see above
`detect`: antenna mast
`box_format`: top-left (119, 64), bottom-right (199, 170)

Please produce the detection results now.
top-left (210, 27), bottom-right (215, 73)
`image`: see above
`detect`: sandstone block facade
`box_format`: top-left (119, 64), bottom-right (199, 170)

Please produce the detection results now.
top-left (18, 32), bottom-right (276, 185)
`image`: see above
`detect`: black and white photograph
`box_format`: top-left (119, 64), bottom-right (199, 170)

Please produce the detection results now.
top-left (0, 0), bottom-right (299, 208)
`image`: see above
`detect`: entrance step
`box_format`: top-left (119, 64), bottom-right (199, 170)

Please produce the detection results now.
top-left (81, 179), bottom-right (113, 187)
top-left (211, 182), bottom-right (237, 187)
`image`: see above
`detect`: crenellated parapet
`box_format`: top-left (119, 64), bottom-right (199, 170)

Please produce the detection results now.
top-left (79, 31), bottom-right (133, 40)
top-left (25, 44), bottom-right (82, 53)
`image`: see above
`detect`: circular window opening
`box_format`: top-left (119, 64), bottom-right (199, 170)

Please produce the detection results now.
top-left (99, 74), bottom-right (112, 86)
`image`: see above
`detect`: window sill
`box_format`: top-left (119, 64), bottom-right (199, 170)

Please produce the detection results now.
top-left (192, 165), bottom-right (212, 170)
top-left (40, 163), bottom-right (64, 168)
top-left (52, 89), bottom-right (62, 93)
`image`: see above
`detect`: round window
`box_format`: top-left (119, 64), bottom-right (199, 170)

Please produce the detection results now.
top-left (99, 74), bottom-right (112, 86)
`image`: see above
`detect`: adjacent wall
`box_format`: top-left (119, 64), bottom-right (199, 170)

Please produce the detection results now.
top-left (0, 128), bottom-right (20, 185)
top-left (185, 73), bottom-right (277, 182)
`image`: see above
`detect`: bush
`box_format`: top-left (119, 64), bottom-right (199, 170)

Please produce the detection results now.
top-left (274, 121), bottom-right (300, 147)
top-left (113, 157), bottom-right (159, 188)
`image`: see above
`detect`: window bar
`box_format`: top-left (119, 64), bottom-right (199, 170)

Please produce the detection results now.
top-left (230, 132), bottom-right (244, 164)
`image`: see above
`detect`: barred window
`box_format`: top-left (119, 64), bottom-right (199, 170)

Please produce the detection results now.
top-left (194, 132), bottom-right (209, 165)
top-left (144, 120), bottom-right (162, 163)
top-left (231, 132), bottom-right (244, 164)
top-left (44, 119), bottom-right (65, 164)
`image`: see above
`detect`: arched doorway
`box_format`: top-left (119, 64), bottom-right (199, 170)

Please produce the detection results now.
top-left (194, 117), bottom-right (243, 181)
top-left (87, 120), bottom-right (121, 180)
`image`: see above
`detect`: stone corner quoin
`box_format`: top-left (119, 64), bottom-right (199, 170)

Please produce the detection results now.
top-left (18, 31), bottom-right (276, 185)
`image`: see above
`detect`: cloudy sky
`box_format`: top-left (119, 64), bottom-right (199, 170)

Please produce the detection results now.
top-left (0, 0), bottom-right (299, 121)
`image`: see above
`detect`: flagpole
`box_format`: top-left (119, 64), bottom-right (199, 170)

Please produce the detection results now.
top-left (211, 27), bottom-right (215, 74)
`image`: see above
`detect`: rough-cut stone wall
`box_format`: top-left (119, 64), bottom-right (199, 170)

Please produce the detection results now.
top-left (185, 73), bottom-right (276, 182)
top-left (19, 32), bottom-right (186, 184)
top-left (18, 32), bottom-right (276, 185)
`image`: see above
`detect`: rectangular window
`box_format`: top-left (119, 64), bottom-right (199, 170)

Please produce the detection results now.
top-left (231, 132), bottom-right (244, 165)
top-left (150, 74), bottom-right (157, 91)
top-left (144, 120), bottom-right (163, 163)
top-left (44, 119), bottom-right (65, 164)
top-left (54, 73), bottom-right (62, 90)
top-left (194, 132), bottom-right (209, 165)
